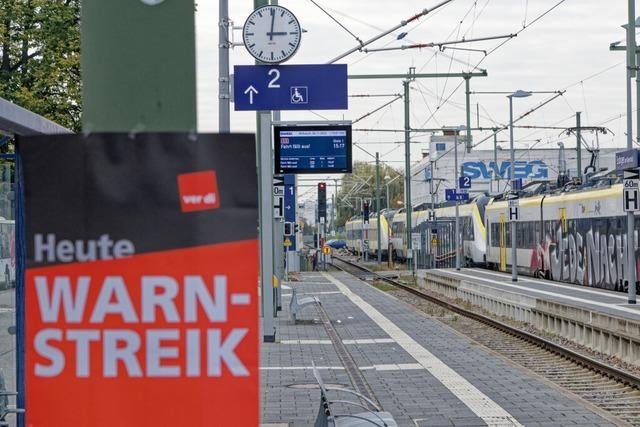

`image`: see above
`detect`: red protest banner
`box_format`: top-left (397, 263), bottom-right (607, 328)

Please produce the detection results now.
top-left (20, 133), bottom-right (258, 426)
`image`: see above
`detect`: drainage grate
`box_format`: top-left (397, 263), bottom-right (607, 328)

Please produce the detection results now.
top-left (314, 303), bottom-right (381, 410)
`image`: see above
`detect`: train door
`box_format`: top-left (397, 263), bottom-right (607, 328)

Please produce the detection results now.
top-left (499, 213), bottom-right (507, 272)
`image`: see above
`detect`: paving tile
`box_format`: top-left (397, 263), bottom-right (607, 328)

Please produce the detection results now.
top-left (261, 272), bottom-right (617, 426)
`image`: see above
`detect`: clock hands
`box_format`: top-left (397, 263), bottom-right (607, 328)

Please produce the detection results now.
top-left (267, 8), bottom-right (293, 39)
top-left (269, 8), bottom-right (275, 41)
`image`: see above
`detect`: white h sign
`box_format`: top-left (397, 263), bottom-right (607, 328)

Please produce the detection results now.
top-left (623, 169), bottom-right (640, 212)
top-left (273, 176), bottom-right (284, 219)
top-left (509, 206), bottom-right (519, 221)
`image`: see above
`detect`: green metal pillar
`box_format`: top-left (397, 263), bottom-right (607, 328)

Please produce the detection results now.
top-left (81, 0), bottom-right (197, 132)
top-left (403, 79), bottom-right (414, 274)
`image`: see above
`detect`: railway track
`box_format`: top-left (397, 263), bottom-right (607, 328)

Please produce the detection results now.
top-left (331, 255), bottom-right (640, 426)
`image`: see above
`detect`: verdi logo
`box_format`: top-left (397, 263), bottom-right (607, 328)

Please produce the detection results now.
top-left (177, 171), bottom-right (220, 212)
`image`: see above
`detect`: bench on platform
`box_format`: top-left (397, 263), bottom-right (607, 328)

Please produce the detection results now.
top-left (0, 370), bottom-right (24, 427)
top-left (312, 364), bottom-right (397, 427)
top-left (289, 287), bottom-right (321, 323)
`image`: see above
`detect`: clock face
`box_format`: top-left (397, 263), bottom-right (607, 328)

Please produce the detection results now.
top-left (243, 5), bottom-right (301, 64)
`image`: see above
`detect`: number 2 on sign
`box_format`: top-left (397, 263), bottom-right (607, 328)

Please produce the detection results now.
top-left (268, 69), bottom-right (280, 88)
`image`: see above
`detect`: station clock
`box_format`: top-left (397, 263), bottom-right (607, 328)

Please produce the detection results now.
top-left (243, 5), bottom-right (301, 64)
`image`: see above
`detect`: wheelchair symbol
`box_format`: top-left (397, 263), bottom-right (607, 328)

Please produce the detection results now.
top-left (290, 86), bottom-right (308, 104)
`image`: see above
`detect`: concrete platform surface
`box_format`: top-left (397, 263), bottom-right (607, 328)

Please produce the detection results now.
top-left (261, 271), bottom-right (618, 427)
top-left (433, 268), bottom-right (640, 321)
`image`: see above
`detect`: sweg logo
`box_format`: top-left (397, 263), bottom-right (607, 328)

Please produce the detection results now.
top-left (462, 160), bottom-right (548, 180)
top-left (177, 171), bottom-right (220, 212)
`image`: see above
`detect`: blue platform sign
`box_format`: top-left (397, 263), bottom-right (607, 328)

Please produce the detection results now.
top-left (284, 174), bottom-right (297, 251)
top-left (458, 176), bottom-right (471, 189)
top-left (234, 64), bottom-right (348, 111)
top-left (445, 189), bottom-right (469, 202)
top-left (616, 148), bottom-right (640, 170)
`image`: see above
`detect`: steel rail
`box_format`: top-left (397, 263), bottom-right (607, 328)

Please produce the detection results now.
top-left (331, 255), bottom-right (640, 390)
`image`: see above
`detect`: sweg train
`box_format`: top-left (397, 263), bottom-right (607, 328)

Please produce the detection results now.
top-left (345, 181), bottom-right (640, 293)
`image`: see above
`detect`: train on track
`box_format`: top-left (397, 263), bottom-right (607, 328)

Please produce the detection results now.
top-left (344, 174), bottom-right (640, 293)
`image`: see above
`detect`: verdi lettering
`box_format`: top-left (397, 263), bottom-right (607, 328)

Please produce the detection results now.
top-left (34, 234), bottom-right (135, 263)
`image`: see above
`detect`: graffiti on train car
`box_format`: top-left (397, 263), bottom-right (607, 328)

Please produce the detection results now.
top-left (463, 160), bottom-right (548, 180)
top-left (531, 218), bottom-right (640, 291)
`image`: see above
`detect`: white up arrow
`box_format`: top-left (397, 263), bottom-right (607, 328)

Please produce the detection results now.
top-left (244, 85), bottom-right (258, 105)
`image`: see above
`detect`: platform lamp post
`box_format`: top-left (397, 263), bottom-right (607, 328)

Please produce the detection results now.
top-left (449, 125), bottom-right (466, 271)
top-left (508, 90), bottom-right (532, 282)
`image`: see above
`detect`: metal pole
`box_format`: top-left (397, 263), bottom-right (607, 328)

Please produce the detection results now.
top-left (331, 193), bottom-right (335, 235)
top-left (259, 112), bottom-right (276, 340)
top-left (285, 245), bottom-right (289, 282)
top-left (364, 213), bottom-right (369, 262)
top-left (454, 133), bottom-right (460, 271)
top-left (430, 159), bottom-right (435, 269)
top-left (637, 48), bottom-right (640, 146)
top-left (323, 222), bottom-right (327, 270)
top-left (334, 179), bottom-right (339, 233)
top-left (376, 152), bottom-right (382, 264)
top-left (403, 79), bottom-right (414, 275)
top-left (386, 182), bottom-right (390, 210)
top-left (493, 129), bottom-right (499, 192)
top-left (576, 112), bottom-right (582, 181)
top-left (509, 96), bottom-right (518, 282)
top-left (272, 218), bottom-right (283, 312)
top-left (626, 1), bottom-right (637, 304)
top-left (253, 0), bottom-right (275, 340)
top-left (273, 108), bottom-right (283, 313)
top-left (218, 0), bottom-right (230, 132)
top-left (465, 77), bottom-right (472, 153)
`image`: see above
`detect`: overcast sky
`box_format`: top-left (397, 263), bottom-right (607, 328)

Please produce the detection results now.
top-left (196, 1), bottom-right (633, 201)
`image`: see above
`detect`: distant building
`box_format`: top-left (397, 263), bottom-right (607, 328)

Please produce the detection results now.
top-left (411, 130), bottom-right (620, 207)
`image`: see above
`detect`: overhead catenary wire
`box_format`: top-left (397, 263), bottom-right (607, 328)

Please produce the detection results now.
top-left (327, 0), bottom-right (455, 64)
top-left (415, 0), bottom-right (568, 130)
top-left (306, 0), bottom-right (364, 46)
top-left (361, 34), bottom-right (516, 53)
top-left (352, 95), bottom-right (403, 124)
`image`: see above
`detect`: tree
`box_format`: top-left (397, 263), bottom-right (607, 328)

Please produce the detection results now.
top-left (335, 161), bottom-right (404, 228)
top-left (0, 0), bottom-right (81, 131)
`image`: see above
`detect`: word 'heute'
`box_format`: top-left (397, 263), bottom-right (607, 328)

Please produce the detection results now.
top-left (34, 233), bottom-right (135, 263)
top-left (33, 275), bottom-right (250, 378)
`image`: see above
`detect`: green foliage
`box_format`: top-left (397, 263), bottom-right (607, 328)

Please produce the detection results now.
top-left (335, 161), bottom-right (404, 228)
top-left (0, 0), bottom-right (81, 131)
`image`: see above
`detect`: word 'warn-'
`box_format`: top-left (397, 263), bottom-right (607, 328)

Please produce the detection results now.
top-left (32, 275), bottom-right (251, 378)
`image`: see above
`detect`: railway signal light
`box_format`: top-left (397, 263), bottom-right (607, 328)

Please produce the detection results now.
top-left (363, 200), bottom-right (370, 223)
top-left (284, 222), bottom-right (293, 236)
top-left (318, 182), bottom-right (327, 219)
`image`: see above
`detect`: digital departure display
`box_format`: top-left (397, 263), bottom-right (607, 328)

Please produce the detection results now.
top-left (274, 125), bottom-right (352, 174)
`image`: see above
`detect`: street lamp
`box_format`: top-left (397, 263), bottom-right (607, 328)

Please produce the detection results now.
top-left (507, 90), bottom-right (531, 282)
